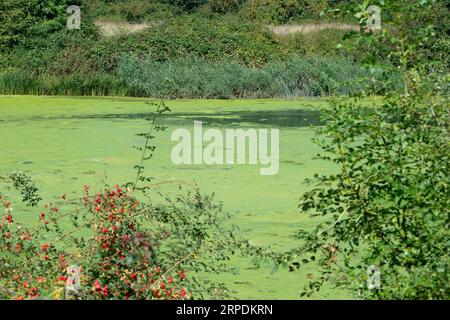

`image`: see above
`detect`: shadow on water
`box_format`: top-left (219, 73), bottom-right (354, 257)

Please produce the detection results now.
top-left (16, 109), bottom-right (323, 128)
top-left (164, 110), bottom-right (323, 127)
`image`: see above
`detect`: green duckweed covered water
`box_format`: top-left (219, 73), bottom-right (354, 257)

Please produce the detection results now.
top-left (0, 95), bottom-right (350, 299)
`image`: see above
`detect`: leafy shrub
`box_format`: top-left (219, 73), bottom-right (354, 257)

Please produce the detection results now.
top-left (242, 0), bottom-right (328, 24)
top-left (0, 0), bottom-right (372, 93)
top-left (5, 12), bottom-right (294, 73)
top-left (0, 186), bottom-right (191, 300)
top-left (290, 0), bottom-right (450, 299)
top-left (0, 0), bottom-right (68, 51)
top-left (0, 0), bottom-right (405, 99)
top-left (208, 0), bottom-right (246, 14)
top-left (163, 0), bottom-right (208, 12)
top-left (296, 82), bottom-right (449, 299)
top-left (84, 0), bottom-right (176, 22)
top-left (110, 15), bottom-right (291, 67)
top-left (283, 29), bottom-right (352, 57)
top-left (0, 178), bottom-right (245, 299)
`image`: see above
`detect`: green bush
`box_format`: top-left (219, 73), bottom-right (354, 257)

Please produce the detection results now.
top-left (112, 15), bottom-right (291, 67)
top-left (291, 0), bottom-right (450, 299)
top-left (0, 0), bottom-right (69, 51)
top-left (83, 0), bottom-right (176, 22)
top-left (163, 0), bottom-right (208, 12)
top-left (208, 0), bottom-right (246, 14)
top-left (242, 0), bottom-right (329, 24)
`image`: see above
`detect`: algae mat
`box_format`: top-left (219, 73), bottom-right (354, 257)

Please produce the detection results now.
top-left (0, 95), bottom-right (348, 299)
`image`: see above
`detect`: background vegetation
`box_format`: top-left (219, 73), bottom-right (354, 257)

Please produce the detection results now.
top-left (4, 0), bottom-right (444, 98)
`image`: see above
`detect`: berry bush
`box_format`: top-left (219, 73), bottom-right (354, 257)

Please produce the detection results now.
top-left (0, 185), bottom-right (191, 300)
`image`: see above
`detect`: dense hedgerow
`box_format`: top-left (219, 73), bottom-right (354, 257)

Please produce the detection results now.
top-left (241, 0), bottom-right (329, 24)
top-left (101, 15), bottom-right (292, 68)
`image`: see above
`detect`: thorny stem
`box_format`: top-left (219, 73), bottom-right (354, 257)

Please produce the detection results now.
top-left (133, 101), bottom-right (166, 192)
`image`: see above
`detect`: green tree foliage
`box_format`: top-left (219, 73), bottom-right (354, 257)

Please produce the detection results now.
top-left (163, 0), bottom-right (208, 12)
top-left (0, 0), bottom-right (68, 51)
top-left (208, 0), bottom-right (246, 14)
top-left (242, 0), bottom-right (329, 24)
top-left (293, 0), bottom-right (449, 299)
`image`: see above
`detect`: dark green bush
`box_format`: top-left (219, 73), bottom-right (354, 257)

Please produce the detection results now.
top-left (83, 0), bottom-right (176, 22)
top-left (290, 0), bottom-right (450, 299)
top-left (208, 0), bottom-right (246, 14)
top-left (0, 0), bottom-right (69, 51)
top-left (90, 15), bottom-right (292, 68)
top-left (163, 0), bottom-right (208, 12)
top-left (242, 0), bottom-right (329, 24)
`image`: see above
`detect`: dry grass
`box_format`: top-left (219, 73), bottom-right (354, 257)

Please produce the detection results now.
top-left (94, 19), bottom-right (162, 37)
top-left (94, 20), bottom-right (358, 38)
top-left (268, 23), bottom-right (359, 36)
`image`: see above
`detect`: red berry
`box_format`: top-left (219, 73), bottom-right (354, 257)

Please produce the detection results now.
top-left (102, 285), bottom-right (109, 297)
top-left (94, 280), bottom-right (101, 291)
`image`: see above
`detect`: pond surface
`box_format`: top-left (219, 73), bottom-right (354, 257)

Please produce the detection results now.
top-left (0, 96), bottom-right (345, 299)
top-left (5, 109), bottom-right (323, 127)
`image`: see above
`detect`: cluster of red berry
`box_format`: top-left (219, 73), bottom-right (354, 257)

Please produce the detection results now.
top-left (0, 185), bottom-right (191, 300)
top-left (82, 185), bottom-right (190, 300)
